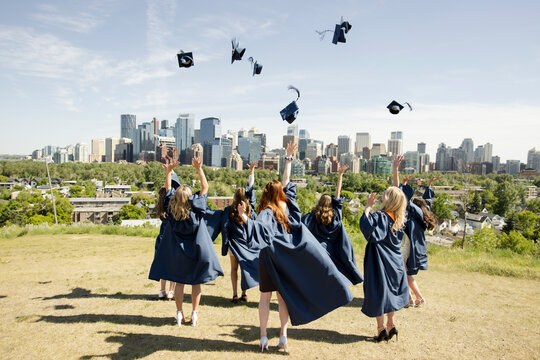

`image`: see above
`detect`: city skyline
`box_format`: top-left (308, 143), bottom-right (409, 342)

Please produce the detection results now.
top-left (1, 1), bottom-right (539, 161)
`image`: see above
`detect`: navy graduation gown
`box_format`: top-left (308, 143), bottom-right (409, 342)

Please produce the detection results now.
top-left (153, 173), bottom-right (181, 254)
top-left (246, 183), bottom-right (353, 326)
top-left (148, 191), bottom-right (224, 285)
top-left (301, 196), bottom-right (363, 285)
top-left (360, 211), bottom-right (409, 317)
top-left (402, 185), bottom-right (434, 275)
top-left (211, 184), bottom-right (263, 291)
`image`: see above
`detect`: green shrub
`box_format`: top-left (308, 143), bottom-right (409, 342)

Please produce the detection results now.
top-left (498, 230), bottom-right (538, 255)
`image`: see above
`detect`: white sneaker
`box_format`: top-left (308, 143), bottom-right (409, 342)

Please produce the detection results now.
top-left (167, 290), bottom-right (174, 301)
top-left (191, 310), bottom-right (198, 327)
top-left (158, 290), bottom-right (166, 300)
top-left (176, 310), bottom-right (185, 327)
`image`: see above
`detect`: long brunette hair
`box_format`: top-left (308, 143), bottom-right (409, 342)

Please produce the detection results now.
top-left (313, 194), bottom-right (333, 226)
top-left (230, 187), bottom-right (251, 225)
top-left (156, 186), bottom-right (167, 218)
top-left (257, 180), bottom-right (290, 232)
top-left (412, 197), bottom-right (436, 230)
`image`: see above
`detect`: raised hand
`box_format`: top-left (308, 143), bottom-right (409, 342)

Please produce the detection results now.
top-left (163, 158), bottom-right (179, 173)
top-left (192, 157), bottom-right (203, 170)
top-left (416, 179), bottom-right (423, 187)
top-left (249, 161), bottom-right (258, 173)
top-left (402, 175), bottom-right (413, 185)
top-left (338, 164), bottom-right (349, 175)
top-left (286, 141), bottom-right (298, 157)
top-left (237, 201), bottom-right (247, 220)
top-left (392, 155), bottom-right (404, 169)
top-left (428, 176), bottom-right (441, 187)
top-left (366, 192), bottom-right (378, 207)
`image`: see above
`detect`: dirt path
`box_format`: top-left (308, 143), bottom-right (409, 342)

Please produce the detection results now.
top-left (0, 234), bottom-right (539, 359)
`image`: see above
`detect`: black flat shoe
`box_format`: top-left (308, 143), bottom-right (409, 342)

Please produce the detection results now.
top-left (230, 295), bottom-right (238, 303)
top-left (375, 329), bottom-right (389, 343)
top-left (239, 294), bottom-right (247, 302)
top-left (387, 327), bottom-right (398, 341)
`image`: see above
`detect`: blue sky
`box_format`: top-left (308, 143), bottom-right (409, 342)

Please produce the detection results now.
top-left (0, 0), bottom-right (539, 162)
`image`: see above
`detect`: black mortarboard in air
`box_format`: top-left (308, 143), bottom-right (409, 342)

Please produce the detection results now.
top-left (280, 86), bottom-right (300, 124)
top-left (248, 57), bottom-right (263, 76)
top-left (316, 17), bottom-right (352, 45)
top-left (177, 51), bottom-right (194, 68)
top-left (387, 100), bottom-right (413, 114)
top-left (231, 38), bottom-right (246, 64)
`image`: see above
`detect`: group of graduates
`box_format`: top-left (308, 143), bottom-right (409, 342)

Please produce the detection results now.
top-left (148, 143), bottom-right (438, 351)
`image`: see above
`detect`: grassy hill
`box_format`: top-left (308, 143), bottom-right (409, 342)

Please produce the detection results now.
top-left (0, 233), bottom-right (539, 359)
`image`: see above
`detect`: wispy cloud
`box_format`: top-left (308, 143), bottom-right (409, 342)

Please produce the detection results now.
top-left (31, 4), bottom-right (102, 33)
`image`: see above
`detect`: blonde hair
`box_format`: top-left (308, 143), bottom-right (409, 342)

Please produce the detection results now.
top-left (312, 194), bottom-right (334, 226)
top-left (381, 186), bottom-right (407, 233)
top-left (169, 186), bottom-right (192, 221)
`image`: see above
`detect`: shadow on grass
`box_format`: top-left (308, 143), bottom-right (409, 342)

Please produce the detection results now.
top-left (54, 304), bottom-right (75, 310)
top-left (35, 314), bottom-right (174, 327)
top-left (345, 297), bottom-right (364, 307)
top-left (37, 281), bottom-right (52, 284)
top-left (223, 324), bottom-right (373, 344)
top-left (0, 295), bottom-right (6, 299)
top-left (80, 331), bottom-right (260, 359)
top-left (38, 287), bottom-right (278, 310)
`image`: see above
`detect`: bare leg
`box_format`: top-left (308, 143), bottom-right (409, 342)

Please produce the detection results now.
top-left (168, 281), bottom-right (176, 292)
top-left (276, 292), bottom-right (289, 337)
top-left (230, 254), bottom-right (239, 298)
top-left (259, 291), bottom-right (272, 337)
top-left (191, 284), bottom-right (202, 311)
top-left (376, 315), bottom-right (385, 334)
top-left (160, 279), bottom-right (166, 292)
top-left (174, 283), bottom-right (185, 311)
top-left (407, 275), bottom-right (423, 301)
top-left (386, 312), bottom-right (395, 331)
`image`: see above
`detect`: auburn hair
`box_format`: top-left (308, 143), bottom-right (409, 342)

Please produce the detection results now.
top-left (169, 185), bottom-right (192, 221)
top-left (230, 187), bottom-right (251, 225)
top-left (412, 197), bottom-right (436, 231)
top-left (156, 186), bottom-right (167, 218)
top-left (381, 186), bottom-right (407, 233)
top-left (313, 194), bottom-right (334, 226)
top-left (257, 180), bottom-right (290, 232)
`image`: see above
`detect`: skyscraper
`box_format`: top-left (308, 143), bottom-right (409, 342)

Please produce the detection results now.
top-left (417, 142), bottom-right (426, 154)
top-left (483, 143), bottom-right (493, 163)
top-left (337, 136), bottom-right (351, 157)
top-left (74, 143), bottom-right (89, 163)
top-left (474, 145), bottom-right (484, 163)
top-left (371, 143), bottom-right (386, 157)
top-left (460, 138), bottom-right (474, 163)
top-left (299, 129), bottom-right (310, 139)
top-left (287, 124), bottom-right (299, 137)
top-left (200, 117), bottom-right (221, 146)
top-left (527, 148), bottom-right (540, 171)
top-left (152, 117), bottom-right (159, 135)
top-left (105, 138), bottom-right (121, 162)
top-left (387, 139), bottom-right (402, 156)
top-left (121, 114), bottom-right (136, 139)
top-left (507, 160), bottom-right (521, 175)
top-left (174, 114), bottom-right (195, 161)
top-left (355, 132), bottom-right (371, 154)
top-left (404, 151), bottom-right (419, 172)
top-left (391, 131), bottom-right (403, 140)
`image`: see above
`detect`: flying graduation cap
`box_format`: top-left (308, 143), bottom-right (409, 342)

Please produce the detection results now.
top-left (248, 57), bottom-right (263, 76)
top-left (316, 17), bottom-right (352, 45)
top-left (280, 86), bottom-right (301, 124)
top-left (231, 38), bottom-right (246, 64)
top-left (387, 100), bottom-right (413, 115)
top-left (177, 50), bottom-right (194, 68)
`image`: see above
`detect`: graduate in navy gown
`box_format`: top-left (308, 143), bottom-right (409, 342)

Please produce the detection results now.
top-left (392, 155), bottom-right (438, 308)
top-left (218, 161), bottom-right (261, 303)
top-left (148, 157), bottom-right (224, 327)
top-left (237, 142), bottom-right (353, 352)
top-left (360, 187), bottom-right (409, 342)
top-left (154, 186), bottom-right (175, 300)
top-left (301, 164), bottom-right (363, 285)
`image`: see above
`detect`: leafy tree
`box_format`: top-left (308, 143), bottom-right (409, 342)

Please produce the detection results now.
top-left (431, 193), bottom-right (453, 221)
top-left (69, 185), bottom-right (84, 198)
top-left (526, 198), bottom-right (540, 214)
top-left (468, 191), bottom-right (482, 214)
top-left (498, 230), bottom-right (537, 255)
top-left (117, 204), bottom-right (146, 221)
top-left (493, 181), bottom-right (521, 217)
top-left (466, 227), bottom-right (498, 251)
top-left (515, 211), bottom-right (540, 242)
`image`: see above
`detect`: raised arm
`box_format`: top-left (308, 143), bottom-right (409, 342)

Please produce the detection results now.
top-left (335, 164), bottom-right (349, 199)
top-left (364, 192), bottom-right (378, 218)
top-left (192, 157), bottom-right (208, 196)
top-left (392, 155), bottom-right (404, 187)
top-left (248, 161), bottom-right (257, 188)
top-left (282, 141), bottom-right (297, 187)
top-left (162, 155), bottom-right (180, 191)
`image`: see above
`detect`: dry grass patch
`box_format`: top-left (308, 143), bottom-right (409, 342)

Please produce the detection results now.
top-left (0, 234), bottom-right (539, 359)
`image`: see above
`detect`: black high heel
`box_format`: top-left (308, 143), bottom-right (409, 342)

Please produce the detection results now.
top-left (375, 328), bottom-right (389, 342)
top-left (387, 327), bottom-right (399, 341)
